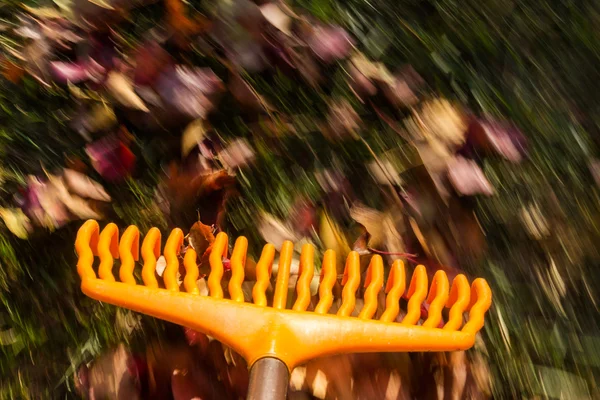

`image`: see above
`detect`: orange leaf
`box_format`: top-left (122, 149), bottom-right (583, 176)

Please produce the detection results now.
top-left (1, 60), bottom-right (25, 83)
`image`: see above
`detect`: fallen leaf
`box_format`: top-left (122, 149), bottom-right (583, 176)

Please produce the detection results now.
top-left (87, 344), bottom-right (140, 400)
top-left (50, 175), bottom-right (103, 219)
top-left (218, 138), bottom-right (255, 170)
top-left (308, 25), bottom-right (354, 63)
top-left (444, 351), bottom-right (468, 400)
top-left (319, 211), bottom-right (351, 271)
top-left (1, 60), bottom-right (25, 83)
top-left (155, 65), bottom-right (224, 119)
top-left (468, 352), bottom-right (491, 397)
top-left (34, 176), bottom-right (71, 228)
top-left (349, 52), bottom-right (395, 87)
top-left (86, 135), bottom-right (136, 182)
top-left (447, 156), bottom-right (494, 196)
top-left (49, 59), bottom-right (105, 84)
top-left (145, 342), bottom-right (200, 398)
top-left (163, 162), bottom-right (235, 228)
top-left (181, 119), bottom-right (207, 158)
top-left (23, 5), bottom-right (65, 19)
top-left (409, 218), bottom-right (456, 268)
top-left (260, 3), bottom-right (292, 35)
top-left (303, 355), bottom-right (353, 399)
top-left (105, 72), bottom-right (149, 112)
top-left (286, 45), bottom-right (323, 88)
top-left (0, 208), bottom-right (32, 239)
top-left (87, 0), bottom-right (115, 10)
top-left (63, 168), bottom-right (111, 202)
top-left (349, 204), bottom-right (405, 253)
top-left (406, 98), bottom-right (467, 150)
top-left (154, 256), bottom-right (166, 277)
top-left (258, 212), bottom-right (299, 251)
top-left (347, 63), bottom-right (378, 100)
top-left (464, 118), bottom-right (527, 162)
top-left (164, 0), bottom-right (211, 39)
top-left (188, 221), bottom-right (215, 256)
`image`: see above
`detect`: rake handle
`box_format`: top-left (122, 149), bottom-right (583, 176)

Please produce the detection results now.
top-left (247, 358), bottom-right (289, 400)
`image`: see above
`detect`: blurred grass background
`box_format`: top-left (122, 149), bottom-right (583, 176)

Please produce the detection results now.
top-left (1, 0), bottom-right (600, 398)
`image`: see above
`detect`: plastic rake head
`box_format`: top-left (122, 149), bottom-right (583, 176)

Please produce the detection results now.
top-left (75, 220), bottom-right (492, 372)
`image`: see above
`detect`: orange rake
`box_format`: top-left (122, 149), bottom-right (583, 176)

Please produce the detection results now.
top-left (75, 219), bottom-right (492, 400)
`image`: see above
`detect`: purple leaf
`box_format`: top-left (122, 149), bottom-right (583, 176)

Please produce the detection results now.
top-left (447, 156), bottom-right (494, 196)
top-left (132, 40), bottom-right (173, 86)
top-left (218, 138), bottom-right (255, 170)
top-left (154, 65), bottom-right (224, 119)
top-left (22, 176), bottom-right (70, 228)
top-left (86, 135), bottom-right (136, 182)
top-left (19, 178), bottom-right (43, 223)
top-left (49, 59), bottom-right (105, 84)
top-left (307, 25), bottom-right (354, 63)
top-left (464, 118), bottom-right (527, 162)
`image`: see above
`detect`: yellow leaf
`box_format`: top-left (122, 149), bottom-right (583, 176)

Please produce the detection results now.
top-left (0, 208), bottom-right (32, 239)
top-left (23, 5), bottom-right (65, 19)
top-left (105, 72), bottom-right (149, 112)
top-left (319, 211), bottom-right (350, 272)
top-left (181, 119), bottom-right (206, 158)
top-left (87, 0), bottom-right (115, 10)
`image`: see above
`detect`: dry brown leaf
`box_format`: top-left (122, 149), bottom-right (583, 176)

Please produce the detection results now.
top-left (165, 0), bottom-right (211, 39)
top-left (88, 344), bottom-right (140, 400)
top-left (1, 60), bottom-right (25, 83)
top-left (165, 163), bottom-right (235, 213)
top-left (447, 351), bottom-right (468, 400)
top-left (302, 355), bottom-right (354, 400)
top-left (349, 204), bottom-right (405, 254)
top-left (469, 352), bottom-right (491, 397)
top-left (188, 220), bottom-right (215, 256)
